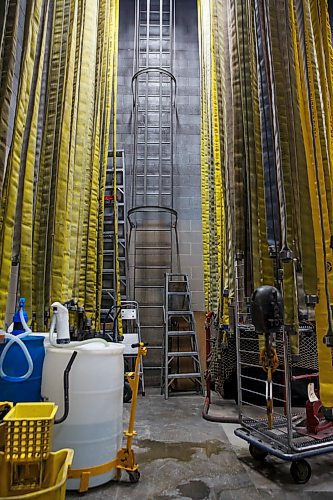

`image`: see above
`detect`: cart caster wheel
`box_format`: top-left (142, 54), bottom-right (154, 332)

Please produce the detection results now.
top-left (249, 444), bottom-right (268, 461)
top-left (123, 381), bottom-right (132, 403)
top-left (290, 460), bottom-right (311, 484)
top-left (127, 470), bottom-right (140, 483)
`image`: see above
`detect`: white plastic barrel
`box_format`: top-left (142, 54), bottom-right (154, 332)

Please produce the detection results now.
top-left (41, 341), bottom-right (124, 489)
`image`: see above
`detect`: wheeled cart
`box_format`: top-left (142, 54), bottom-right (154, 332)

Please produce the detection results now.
top-left (233, 256), bottom-right (333, 484)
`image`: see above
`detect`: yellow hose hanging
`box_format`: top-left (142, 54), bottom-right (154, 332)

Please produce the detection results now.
top-left (0, 0), bottom-right (20, 200)
top-left (292, 0), bottom-right (333, 407)
top-left (0, 0), bottom-right (44, 328)
top-left (112, 0), bottom-right (123, 337)
top-left (84, 0), bottom-right (110, 327)
top-left (96, 0), bottom-right (117, 330)
top-left (20, 0), bottom-right (49, 319)
top-left (50, 0), bottom-right (78, 307)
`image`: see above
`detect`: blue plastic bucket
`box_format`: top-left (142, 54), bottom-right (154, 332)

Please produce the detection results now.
top-left (0, 336), bottom-right (45, 403)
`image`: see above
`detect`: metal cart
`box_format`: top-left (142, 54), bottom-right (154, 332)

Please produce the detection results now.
top-left (233, 256), bottom-right (333, 484)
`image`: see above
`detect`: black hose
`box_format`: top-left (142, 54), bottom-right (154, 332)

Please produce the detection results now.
top-left (55, 351), bottom-right (77, 425)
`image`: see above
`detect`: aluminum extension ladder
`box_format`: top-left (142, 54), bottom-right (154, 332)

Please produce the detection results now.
top-left (162, 273), bottom-right (204, 399)
top-left (101, 150), bottom-right (128, 326)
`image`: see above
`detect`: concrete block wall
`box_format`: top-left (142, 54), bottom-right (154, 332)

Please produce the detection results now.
top-left (116, 0), bottom-right (204, 312)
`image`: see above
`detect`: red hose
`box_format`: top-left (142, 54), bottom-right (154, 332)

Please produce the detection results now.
top-left (202, 312), bottom-right (240, 424)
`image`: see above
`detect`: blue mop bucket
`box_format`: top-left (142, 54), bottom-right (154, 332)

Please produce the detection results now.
top-left (0, 336), bottom-right (45, 403)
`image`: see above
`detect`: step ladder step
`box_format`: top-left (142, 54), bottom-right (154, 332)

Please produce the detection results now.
top-left (167, 331), bottom-right (195, 336)
top-left (167, 310), bottom-right (194, 316)
top-left (168, 352), bottom-right (198, 357)
top-left (167, 291), bottom-right (190, 296)
top-left (141, 325), bottom-right (164, 329)
top-left (167, 373), bottom-right (201, 379)
top-left (140, 304), bottom-right (164, 309)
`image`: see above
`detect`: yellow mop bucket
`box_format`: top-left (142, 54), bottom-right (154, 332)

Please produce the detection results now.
top-left (0, 448), bottom-right (74, 500)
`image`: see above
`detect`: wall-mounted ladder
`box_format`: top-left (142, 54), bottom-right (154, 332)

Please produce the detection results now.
top-left (101, 151), bottom-right (128, 325)
top-left (162, 273), bottom-right (203, 399)
top-left (131, 0), bottom-right (176, 208)
top-left (129, 0), bottom-right (178, 385)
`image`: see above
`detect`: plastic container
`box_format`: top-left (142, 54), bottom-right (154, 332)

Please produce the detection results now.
top-left (41, 341), bottom-right (124, 490)
top-left (0, 448), bottom-right (74, 499)
top-left (4, 403), bottom-right (58, 462)
top-left (0, 336), bottom-right (45, 403)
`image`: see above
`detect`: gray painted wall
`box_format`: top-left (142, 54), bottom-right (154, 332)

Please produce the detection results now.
top-left (116, 0), bottom-right (204, 311)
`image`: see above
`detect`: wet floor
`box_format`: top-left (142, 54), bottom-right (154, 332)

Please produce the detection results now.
top-left (66, 391), bottom-right (333, 499)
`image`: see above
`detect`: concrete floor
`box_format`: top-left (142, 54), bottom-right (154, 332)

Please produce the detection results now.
top-left (67, 391), bottom-right (333, 499)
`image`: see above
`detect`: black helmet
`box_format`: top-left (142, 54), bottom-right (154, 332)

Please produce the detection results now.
top-left (251, 286), bottom-right (284, 334)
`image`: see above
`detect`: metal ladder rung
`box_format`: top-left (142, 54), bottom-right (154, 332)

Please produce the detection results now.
top-left (136, 246), bottom-right (171, 250)
top-left (135, 265), bottom-right (171, 269)
top-left (168, 352), bottom-right (198, 357)
top-left (167, 331), bottom-right (195, 336)
top-left (135, 284), bottom-right (164, 288)
top-left (139, 304), bottom-right (164, 308)
top-left (167, 310), bottom-right (194, 316)
top-left (137, 125), bottom-right (171, 129)
top-left (167, 373), bottom-right (201, 379)
top-left (135, 174), bottom-right (171, 178)
top-left (136, 141), bottom-right (171, 145)
top-left (141, 325), bottom-right (164, 329)
top-left (134, 228), bottom-right (173, 232)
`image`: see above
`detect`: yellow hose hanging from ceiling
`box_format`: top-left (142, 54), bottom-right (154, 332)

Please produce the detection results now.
top-left (0, 0), bottom-right (120, 331)
top-left (210, 6), bottom-right (225, 324)
top-left (33, 0), bottom-right (71, 327)
top-left (0, 0), bottom-right (44, 328)
top-left (74, 0), bottom-right (99, 308)
top-left (112, 0), bottom-right (123, 337)
top-left (97, 0), bottom-right (117, 330)
top-left (290, 0), bottom-right (333, 408)
top-left (20, 0), bottom-right (49, 319)
top-left (84, 0), bottom-right (111, 327)
top-left (50, 0), bottom-right (78, 307)
top-left (0, 0), bottom-right (20, 200)
top-left (198, 0), bottom-right (220, 314)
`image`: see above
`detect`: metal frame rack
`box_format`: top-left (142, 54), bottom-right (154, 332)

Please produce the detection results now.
top-left (101, 150), bottom-right (128, 324)
top-left (233, 256), bottom-right (333, 484)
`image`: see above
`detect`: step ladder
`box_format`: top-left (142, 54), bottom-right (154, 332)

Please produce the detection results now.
top-left (162, 273), bottom-right (204, 399)
top-left (101, 150), bottom-right (128, 328)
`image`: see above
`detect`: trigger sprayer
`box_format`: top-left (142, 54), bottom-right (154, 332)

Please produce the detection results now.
top-left (50, 302), bottom-right (71, 345)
